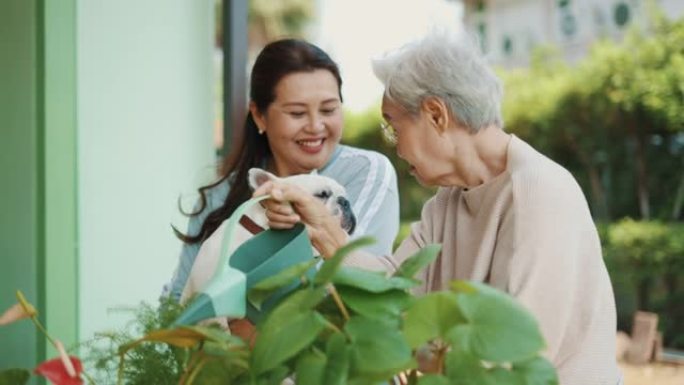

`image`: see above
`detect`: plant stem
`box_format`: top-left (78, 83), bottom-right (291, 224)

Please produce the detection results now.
top-left (82, 370), bottom-right (97, 385)
top-left (179, 352), bottom-right (203, 385)
top-left (436, 345), bottom-right (447, 374)
top-left (186, 356), bottom-right (210, 385)
top-left (117, 353), bottom-right (125, 385)
top-left (30, 315), bottom-right (57, 347)
top-left (327, 284), bottom-right (349, 321)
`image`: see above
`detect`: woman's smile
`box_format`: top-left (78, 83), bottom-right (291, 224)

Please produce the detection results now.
top-left (296, 137), bottom-right (326, 154)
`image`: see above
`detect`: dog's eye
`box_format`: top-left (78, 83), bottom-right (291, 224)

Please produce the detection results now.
top-left (314, 190), bottom-right (332, 200)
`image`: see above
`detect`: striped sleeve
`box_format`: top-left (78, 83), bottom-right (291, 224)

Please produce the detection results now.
top-left (163, 216), bottom-right (202, 300)
top-left (330, 148), bottom-right (400, 257)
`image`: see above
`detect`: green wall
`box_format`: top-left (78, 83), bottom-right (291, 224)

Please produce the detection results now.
top-left (0, 0), bottom-right (42, 369)
top-left (0, 0), bottom-right (78, 371)
top-left (43, 0), bottom-right (78, 356)
top-left (0, 0), bottom-right (214, 373)
top-left (77, 0), bottom-right (214, 340)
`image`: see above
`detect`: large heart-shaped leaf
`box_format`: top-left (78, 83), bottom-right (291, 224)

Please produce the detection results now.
top-left (248, 260), bottom-right (317, 310)
top-left (393, 244), bottom-right (441, 279)
top-left (338, 287), bottom-right (410, 326)
top-left (501, 357), bottom-right (558, 385)
top-left (251, 311), bottom-right (328, 375)
top-left (444, 349), bottom-right (497, 385)
top-left (0, 369), bottom-right (30, 385)
top-left (403, 291), bottom-right (464, 349)
top-left (345, 317), bottom-right (414, 379)
top-left (447, 281), bottom-right (545, 363)
top-left (445, 350), bottom-right (558, 385)
top-left (332, 267), bottom-right (418, 293)
top-left (315, 237), bottom-right (376, 284)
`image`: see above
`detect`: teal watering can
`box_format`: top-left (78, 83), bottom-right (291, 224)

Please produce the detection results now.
top-left (173, 196), bottom-right (316, 326)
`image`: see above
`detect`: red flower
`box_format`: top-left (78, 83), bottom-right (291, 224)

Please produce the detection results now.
top-left (34, 356), bottom-right (83, 385)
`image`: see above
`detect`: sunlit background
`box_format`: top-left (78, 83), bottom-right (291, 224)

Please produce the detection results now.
top-left (1, 0), bottom-right (683, 383)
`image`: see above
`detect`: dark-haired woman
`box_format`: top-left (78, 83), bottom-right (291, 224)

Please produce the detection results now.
top-left (163, 39), bottom-right (399, 301)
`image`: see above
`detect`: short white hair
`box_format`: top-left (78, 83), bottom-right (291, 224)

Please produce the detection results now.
top-left (372, 29), bottom-right (503, 131)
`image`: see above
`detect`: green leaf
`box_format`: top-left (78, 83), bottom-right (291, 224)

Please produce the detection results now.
top-left (394, 244), bottom-right (441, 279)
top-left (192, 356), bottom-right (249, 385)
top-left (296, 350), bottom-right (327, 385)
top-left (182, 324), bottom-right (244, 345)
top-left (338, 287), bottom-right (410, 326)
top-left (345, 317), bottom-right (414, 379)
top-left (445, 352), bottom-right (558, 385)
top-left (403, 291), bottom-right (464, 349)
top-left (252, 311), bottom-right (328, 375)
top-left (445, 349), bottom-right (497, 385)
top-left (202, 339), bottom-right (249, 368)
top-left (417, 374), bottom-right (451, 385)
top-left (447, 281), bottom-right (545, 363)
top-left (509, 357), bottom-right (558, 385)
top-left (323, 333), bottom-right (350, 385)
top-left (0, 369), bottom-right (30, 385)
top-left (118, 326), bottom-right (206, 354)
top-left (261, 286), bottom-right (327, 328)
top-left (332, 267), bottom-right (419, 293)
top-left (261, 365), bottom-right (290, 385)
top-left (248, 259), bottom-right (317, 310)
top-left (315, 237), bottom-right (376, 285)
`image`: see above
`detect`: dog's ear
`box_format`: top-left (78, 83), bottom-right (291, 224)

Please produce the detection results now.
top-left (248, 168), bottom-right (278, 190)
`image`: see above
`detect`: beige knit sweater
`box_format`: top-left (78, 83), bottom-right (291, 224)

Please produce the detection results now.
top-left (344, 135), bottom-right (621, 385)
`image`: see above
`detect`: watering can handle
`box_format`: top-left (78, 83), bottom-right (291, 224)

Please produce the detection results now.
top-left (214, 195), bottom-right (270, 280)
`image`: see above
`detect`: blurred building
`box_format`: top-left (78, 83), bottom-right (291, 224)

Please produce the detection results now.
top-left (462, 0), bottom-right (684, 68)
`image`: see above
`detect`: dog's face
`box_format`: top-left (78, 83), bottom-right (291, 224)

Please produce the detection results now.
top-left (248, 168), bottom-right (356, 234)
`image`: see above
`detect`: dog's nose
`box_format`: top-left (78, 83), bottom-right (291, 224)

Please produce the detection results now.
top-left (337, 196), bottom-right (351, 208)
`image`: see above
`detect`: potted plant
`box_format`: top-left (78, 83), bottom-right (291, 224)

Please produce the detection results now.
top-left (1, 239), bottom-right (557, 385)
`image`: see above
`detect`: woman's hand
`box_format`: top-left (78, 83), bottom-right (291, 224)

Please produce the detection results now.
top-left (252, 181), bottom-right (348, 258)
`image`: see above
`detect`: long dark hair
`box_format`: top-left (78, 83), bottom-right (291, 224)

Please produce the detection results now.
top-left (175, 38), bottom-right (343, 244)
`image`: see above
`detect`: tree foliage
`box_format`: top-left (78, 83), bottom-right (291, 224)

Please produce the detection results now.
top-left (604, 219), bottom-right (684, 348)
top-left (502, 13), bottom-right (684, 221)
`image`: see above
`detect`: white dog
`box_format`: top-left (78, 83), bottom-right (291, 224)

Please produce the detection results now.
top-left (180, 168), bottom-right (356, 304)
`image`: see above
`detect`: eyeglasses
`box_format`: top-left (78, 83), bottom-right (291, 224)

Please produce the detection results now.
top-left (380, 121), bottom-right (397, 145)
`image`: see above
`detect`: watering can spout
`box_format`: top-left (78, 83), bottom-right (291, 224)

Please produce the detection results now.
top-left (173, 293), bottom-right (213, 327)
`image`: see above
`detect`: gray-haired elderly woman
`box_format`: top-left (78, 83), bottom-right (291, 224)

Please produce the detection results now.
top-left (254, 30), bottom-right (622, 385)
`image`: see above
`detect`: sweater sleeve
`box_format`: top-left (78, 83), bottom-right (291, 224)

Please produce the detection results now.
top-left (392, 192), bottom-right (441, 294)
top-left (501, 169), bottom-right (613, 379)
top-left (342, 192), bottom-right (440, 291)
top-left (344, 182), bottom-right (436, 272)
